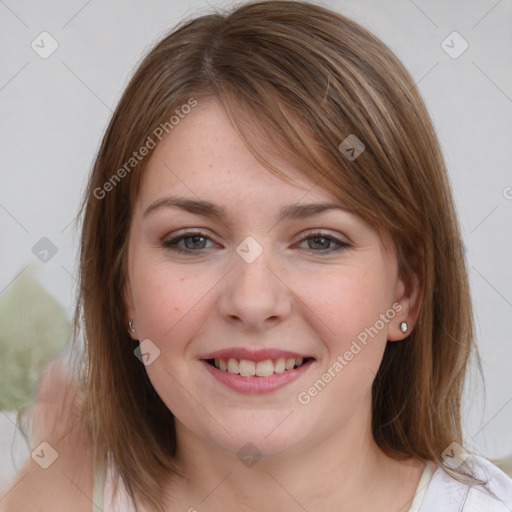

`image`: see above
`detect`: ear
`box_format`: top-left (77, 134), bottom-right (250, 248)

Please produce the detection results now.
top-left (387, 271), bottom-right (422, 342)
top-left (124, 276), bottom-right (138, 340)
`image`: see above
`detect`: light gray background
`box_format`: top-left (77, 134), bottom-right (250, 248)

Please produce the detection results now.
top-left (1, 0), bottom-right (511, 489)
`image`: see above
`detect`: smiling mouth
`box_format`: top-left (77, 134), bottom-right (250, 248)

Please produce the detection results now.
top-left (205, 357), bottom-right (313, 377)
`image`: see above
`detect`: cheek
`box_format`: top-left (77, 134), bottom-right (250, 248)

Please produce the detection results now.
top-left (130, 261), bottom-right (211, 412)
top-left (130, 256), bottom-right (218, 348)
top-left (301, 265), bottom-right (395, 357)
top-left (296, 270), bottom-right (394, 417)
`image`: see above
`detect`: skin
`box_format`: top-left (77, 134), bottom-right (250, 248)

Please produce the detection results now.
top-left (124, 98), bottom-right (424, 511)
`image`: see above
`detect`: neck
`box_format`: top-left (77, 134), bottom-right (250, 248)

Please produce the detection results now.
top-left (164, 395), bottom-right (421, 511)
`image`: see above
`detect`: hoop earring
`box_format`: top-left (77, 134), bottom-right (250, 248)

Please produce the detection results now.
top-left (128, 319), bottom-right (136, 334)
top-left (399, 321), bottom-right (408, 333)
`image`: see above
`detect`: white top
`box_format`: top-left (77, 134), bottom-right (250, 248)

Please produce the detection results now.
top-left (92, 453), bottom-right (512, 511)
top-left (416, 454), bottom-right (512, 511)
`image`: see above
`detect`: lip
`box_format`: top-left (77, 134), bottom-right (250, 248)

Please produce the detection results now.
top-left (200, 357), bottom-right (315, 394)
top-left (198, 347), bottom-right (311, 362)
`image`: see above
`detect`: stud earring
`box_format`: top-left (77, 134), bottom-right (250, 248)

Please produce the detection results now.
top-left (128, 319), bottom-right (136, 334)
top-left (399, 321), bottom-right (408, 333)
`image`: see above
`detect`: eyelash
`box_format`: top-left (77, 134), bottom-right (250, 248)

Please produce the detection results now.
top-left (162, 230), bottom-right (351, 255)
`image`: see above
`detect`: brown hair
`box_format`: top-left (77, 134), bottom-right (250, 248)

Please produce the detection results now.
top-left (72, 1), bottom-right (485, 510)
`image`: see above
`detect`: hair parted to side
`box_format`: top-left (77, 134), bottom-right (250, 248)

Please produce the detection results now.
top-left (71, 1), bottom-right (485, 510)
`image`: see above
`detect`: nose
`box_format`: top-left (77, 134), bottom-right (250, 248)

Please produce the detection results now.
top-left (216, 240), bottom-right (293, 332)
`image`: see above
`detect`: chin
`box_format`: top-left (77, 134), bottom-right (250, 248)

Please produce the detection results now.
top-left (198, 413), bottom-right (310, 461)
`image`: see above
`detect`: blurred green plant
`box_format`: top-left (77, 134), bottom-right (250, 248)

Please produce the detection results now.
top-left (0, 267), bottom-right (70, 410)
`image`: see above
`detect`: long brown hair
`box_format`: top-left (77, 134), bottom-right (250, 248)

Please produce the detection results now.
top-left (73, 1), bottom-right (484, 510)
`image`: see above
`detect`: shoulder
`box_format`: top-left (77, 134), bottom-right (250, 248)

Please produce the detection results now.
top-left (0, 356), bottom-right (95, 512)
top-left (420, 453), bottom-right (512, 511)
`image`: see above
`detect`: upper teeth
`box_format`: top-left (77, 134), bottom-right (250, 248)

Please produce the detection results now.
top-left (214, 357), bottom-right (304, 377)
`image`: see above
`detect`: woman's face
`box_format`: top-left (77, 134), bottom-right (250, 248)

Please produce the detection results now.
top-left (124, 99), bottom-right (418, 460)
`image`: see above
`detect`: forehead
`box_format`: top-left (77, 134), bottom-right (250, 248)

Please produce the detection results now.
top-left (128, 100), bottom-right (396, 264)
top-left (135, 99), bottom-right (340, 211)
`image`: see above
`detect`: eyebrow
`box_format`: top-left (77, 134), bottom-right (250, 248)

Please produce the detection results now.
top-left (142, 196), bottom-right (348, 224)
